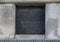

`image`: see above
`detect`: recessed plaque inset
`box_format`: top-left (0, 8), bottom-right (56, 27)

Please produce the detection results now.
top-left (16, 6), bottom-right (45, 34)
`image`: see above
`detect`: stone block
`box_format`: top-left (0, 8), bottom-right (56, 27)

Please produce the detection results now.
top-left (4, 0), bottom-right (60, 3)
top-left (0, 4), bottom-right (15, 39)
top-left (46, 3), bottom-right (60, 39)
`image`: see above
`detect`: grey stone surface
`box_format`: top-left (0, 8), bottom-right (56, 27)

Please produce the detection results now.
top-left (0, 0), bottom-right (4, 2)
top-left (0, 40), bottom-right (59, 42)
top-left (15, 35), bottom-right (45, 40)
top-left (46, 3), bottom-right (60, 39)
top-left (0, 4), bottom-right (15, 39)
top-left (4, 0), bottom-right (60, 3)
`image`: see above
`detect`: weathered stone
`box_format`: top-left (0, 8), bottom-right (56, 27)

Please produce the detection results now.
top-left (0, 4), bottom-right (15, 39)
top-left (15, 35), bottom-right (45, 40)
top-left (46, 3), bottom-right (60, 39)
top-left (4, 0), bottom-right (60, 3)
top-left (0, 0), bottom-right (60, 3)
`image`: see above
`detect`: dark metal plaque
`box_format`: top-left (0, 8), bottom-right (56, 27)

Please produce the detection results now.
top-left (16, 6), bottom-right (45, 34)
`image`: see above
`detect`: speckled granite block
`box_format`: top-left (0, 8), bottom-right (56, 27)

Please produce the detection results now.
top-left (0, 4), bottom-right (15, 39)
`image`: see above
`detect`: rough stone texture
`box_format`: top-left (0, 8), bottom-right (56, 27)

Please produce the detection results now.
top-left (15, 35), bottom-right (45, 40)
top-left (0, 0), bottom-right (59, 3)
top-left (46, 3), bottom-right (60, 39)
top-left (0, 40), bottom-right (59, 42)
top-left (0, 4), bottom-right (15, 39)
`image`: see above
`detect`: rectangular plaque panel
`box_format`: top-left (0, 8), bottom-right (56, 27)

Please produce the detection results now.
top-left (16, 6), bottom-right (45, 34)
